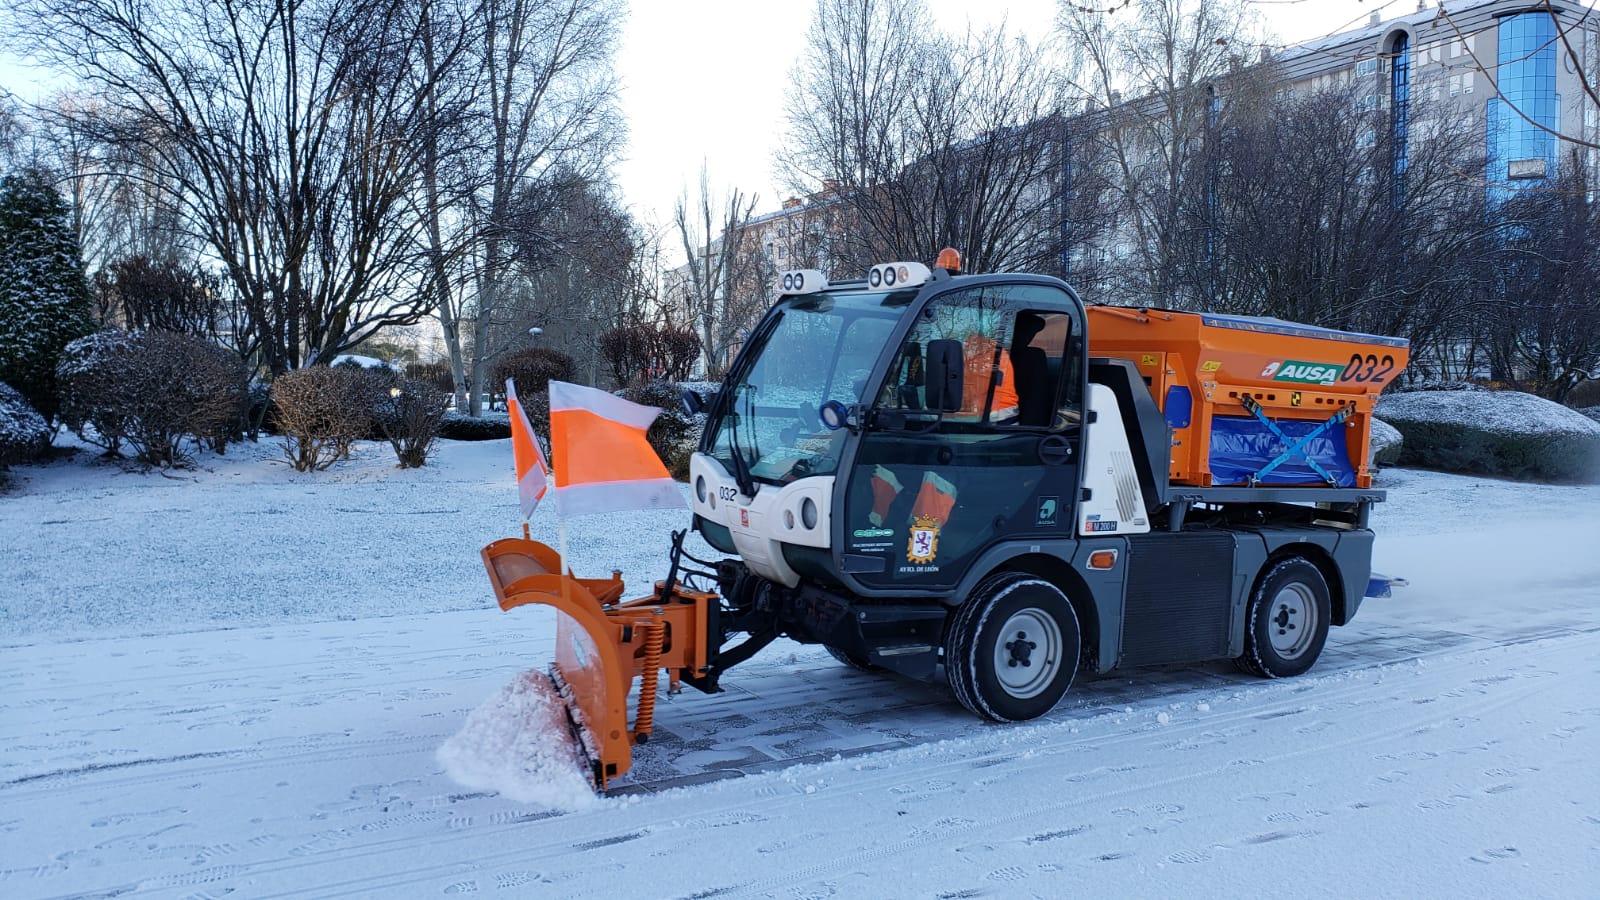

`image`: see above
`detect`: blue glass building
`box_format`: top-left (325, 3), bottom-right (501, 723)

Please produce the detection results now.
top-left (1486, 11), bottom-right (1561, 203)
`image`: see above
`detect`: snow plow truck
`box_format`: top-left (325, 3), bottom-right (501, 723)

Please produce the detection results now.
top-left (481, 249), bottom-right (1410, 791)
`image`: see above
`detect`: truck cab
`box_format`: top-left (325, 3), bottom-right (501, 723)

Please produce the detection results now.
top-left (686, 255), bottom-right (1402, 722)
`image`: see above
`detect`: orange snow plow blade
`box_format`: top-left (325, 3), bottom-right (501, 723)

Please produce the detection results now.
top-left (481, 537), bottom-right (718, 791)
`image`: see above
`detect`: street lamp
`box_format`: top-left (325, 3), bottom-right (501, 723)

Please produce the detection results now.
top-left (528, 326), bottom-right (543, 348)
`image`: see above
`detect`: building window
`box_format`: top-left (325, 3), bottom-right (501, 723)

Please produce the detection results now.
top-left (1357, 58), bottom-right (1379, 77)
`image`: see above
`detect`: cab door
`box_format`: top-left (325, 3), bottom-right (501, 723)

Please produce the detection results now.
top-left (840, 282), bottom-right (1086, 592)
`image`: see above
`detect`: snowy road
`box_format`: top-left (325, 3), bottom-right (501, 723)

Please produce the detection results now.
top-left (1, 442), bottom-right (1597, 897)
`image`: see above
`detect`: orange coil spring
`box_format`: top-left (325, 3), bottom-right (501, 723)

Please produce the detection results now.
top-left (633, 620), bottom-right (666, 741)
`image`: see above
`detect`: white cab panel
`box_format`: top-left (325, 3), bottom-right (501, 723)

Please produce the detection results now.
top-left (689, 452), bottom-right (835, 587)
top-left (1079, 384), bottom-right (1151, 537)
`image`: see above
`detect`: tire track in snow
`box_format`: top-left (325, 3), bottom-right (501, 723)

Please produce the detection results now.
top-left (718, 643), bottom-right (1579, 899)
top-left (59, 627), bottom-right (1584, 900)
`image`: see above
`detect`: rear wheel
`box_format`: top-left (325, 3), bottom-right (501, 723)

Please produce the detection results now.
top-left (1235, 557), bottom-right (1331, 678)
top-left (944, 573), bottom-right (1080, 722)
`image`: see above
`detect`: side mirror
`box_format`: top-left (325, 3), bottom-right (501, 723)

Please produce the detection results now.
top-left (924, 339), bottom-right (964, 412)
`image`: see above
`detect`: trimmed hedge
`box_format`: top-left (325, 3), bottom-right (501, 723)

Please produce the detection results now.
top-left (1579, 406), bottom-right (1600, 424)
top-left (1376, 390), bottom-right (1600, 483)
top-left (56, 330), bottom-right (248, 466)
top-left (270, 366), bottom-right (384, 471)
top-left (492, 349), bottom-right (575, 399)
top-left (439, 412), bottom-right (511, 441)
top-left (373, 377), bottom-right (447, 468)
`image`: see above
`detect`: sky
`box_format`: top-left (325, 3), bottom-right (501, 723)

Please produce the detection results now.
top-left (0, 0), bottom-right (1430, 240)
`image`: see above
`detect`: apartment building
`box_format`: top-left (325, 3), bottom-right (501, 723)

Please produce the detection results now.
top-left (1275, 1), bottom-right (1599, 199)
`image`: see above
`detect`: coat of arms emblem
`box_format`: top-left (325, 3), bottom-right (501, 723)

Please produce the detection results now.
top-left (906, 514), bottom-right (941, 564)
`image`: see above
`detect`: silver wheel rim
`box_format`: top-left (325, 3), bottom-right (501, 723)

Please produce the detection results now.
top-left (991, 609), bottom-right (1063, 699)
top-left (1268, 582), bottom-right (1317, 659)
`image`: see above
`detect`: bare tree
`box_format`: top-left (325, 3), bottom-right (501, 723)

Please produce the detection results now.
top-left (783, 0), bottom-right (1085, 275)
top-left (418, 0), bottom-right (482, 410)
top-left (445, 0), bottom-right (622, 413)
top-left (673, 166), bottom-right (760, 377)
top-left (1478, 152), bottom-right (1600, 401)
top-left (509, 173), bottom-right (638, 386)
top-left (12, 0), bottom-right (475, 373)
top-left (1056, 0), bottom-right (1259, 306)
top-left (1172, 79), bottom-right (1492, 370)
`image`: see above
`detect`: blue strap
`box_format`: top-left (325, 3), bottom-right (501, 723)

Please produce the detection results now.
top-left (1238, 397), bottom-right (1352, 486)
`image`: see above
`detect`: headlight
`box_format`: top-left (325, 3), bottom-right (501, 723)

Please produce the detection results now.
top-left (801, 497), bottom-right (818, 530)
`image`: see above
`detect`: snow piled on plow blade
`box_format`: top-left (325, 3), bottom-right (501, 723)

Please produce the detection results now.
top-left (437, 669), bottom-right (601, 811)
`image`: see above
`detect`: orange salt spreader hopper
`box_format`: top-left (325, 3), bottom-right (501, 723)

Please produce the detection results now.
top-left (1085, 306), bottom-right (1410, 489)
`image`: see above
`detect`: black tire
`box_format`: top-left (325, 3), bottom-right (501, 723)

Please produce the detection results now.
top-left (824, 645), bottom-right (883, 673)
top-left (944, 573), bottom-right (1081, 722)
top-left (1235, 557), bottom-right (1332, 679)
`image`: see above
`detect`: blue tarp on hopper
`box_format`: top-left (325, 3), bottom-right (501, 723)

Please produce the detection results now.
top-left (1208, 416), bottom-right (1357, 487)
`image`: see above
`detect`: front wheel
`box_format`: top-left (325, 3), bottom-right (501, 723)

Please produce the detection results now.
top-left (1235, 557), bottom-right (1332, 679)
top-left (945, 573), bottom-right (1081, 722)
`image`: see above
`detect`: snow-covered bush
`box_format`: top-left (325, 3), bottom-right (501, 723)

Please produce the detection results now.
top-left (56, 331), bottom-right (137, 454)
top-left (56, 330), bottom-right (248, 466)
top-left (1394, 379), bottom-right (1490, 393)
top-left (372, 377), bottom-right (447, 468)
top-left (622, 379), bottom-right (701, 480)
top-left (270, 367), bottom-right (382, 471)
top-left (1580, 407), bottom-right (1600, 424)
top-left (438, 412), bottom-right (511, 441)
top-left (1376, 390), bottom-right (1600, 483)
top-left (1369, 417), bottom-right (1403, 467)
top-left (0, 380), bottom-right (51, 469)
top-left (0, 168), bottom-right (95, 419)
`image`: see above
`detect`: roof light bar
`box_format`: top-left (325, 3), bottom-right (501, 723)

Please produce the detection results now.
top-left (778, 269), bottom-right (828, 296)
top-left (866, 261), bottom-right (932, 290)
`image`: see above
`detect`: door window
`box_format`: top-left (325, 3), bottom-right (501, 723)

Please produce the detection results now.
top-left (845, 284), bottom-right (1084, 588)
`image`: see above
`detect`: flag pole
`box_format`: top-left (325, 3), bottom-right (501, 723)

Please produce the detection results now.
top-left (557, 516), bottom-right (571, 603)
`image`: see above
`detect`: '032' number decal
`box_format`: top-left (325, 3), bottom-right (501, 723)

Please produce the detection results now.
top-left (1340, 353), bottom-right (1396, 384)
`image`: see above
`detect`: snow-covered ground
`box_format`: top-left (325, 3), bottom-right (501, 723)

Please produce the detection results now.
top-left (2, 438), bottom-right (1597, 898)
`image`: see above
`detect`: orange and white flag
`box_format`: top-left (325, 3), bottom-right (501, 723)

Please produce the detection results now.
top-left (548, 380), bottom-right (685, 517)
top-left (506, 378), bottom-right (550, 520)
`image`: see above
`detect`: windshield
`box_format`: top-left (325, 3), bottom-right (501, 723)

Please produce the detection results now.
top-left (707, 289), bottom-right (913, 485)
